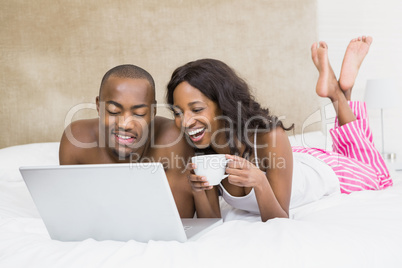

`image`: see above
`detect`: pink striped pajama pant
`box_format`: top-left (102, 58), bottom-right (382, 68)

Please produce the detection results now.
top-left (292, 101), bottom-right (393, 194)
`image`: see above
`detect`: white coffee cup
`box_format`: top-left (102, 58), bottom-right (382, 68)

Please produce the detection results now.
top-left (191, 154), bottom-right (229, 186)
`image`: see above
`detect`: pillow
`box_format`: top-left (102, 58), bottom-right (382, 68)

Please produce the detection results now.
top-left (288, 131), bottom-right (333, 151)
top-left (0, 142), bottom-right (60, 182)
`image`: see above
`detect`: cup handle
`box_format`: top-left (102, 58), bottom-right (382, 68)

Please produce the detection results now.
top-left (221, 158), bottom-right (232, 180)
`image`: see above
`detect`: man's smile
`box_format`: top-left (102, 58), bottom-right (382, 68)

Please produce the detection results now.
top-left (112, 131), bottom-right (137, 145)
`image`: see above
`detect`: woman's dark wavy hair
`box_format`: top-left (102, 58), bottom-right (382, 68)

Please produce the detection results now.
top-left (166, 58), bottom-right (294, 157)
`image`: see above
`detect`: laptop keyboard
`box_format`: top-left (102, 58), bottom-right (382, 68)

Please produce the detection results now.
top-left (183, 225), bottom-right (192, 231)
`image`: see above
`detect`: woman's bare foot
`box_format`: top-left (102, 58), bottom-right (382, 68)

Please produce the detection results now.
top-left (311, 41), bottom-right (341, 100)
top-left (339, 36), bottom-right (373, 100)
top-left (311, 41), bottom-right (357, 126)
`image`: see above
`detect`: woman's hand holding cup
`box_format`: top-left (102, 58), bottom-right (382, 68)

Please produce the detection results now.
top-left (187, 162), bottom-right (213, 192)
top-left (190, 154), bottom-right (229, 189)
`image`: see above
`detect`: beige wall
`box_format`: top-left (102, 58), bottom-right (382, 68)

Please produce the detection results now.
top-left (0, 0), bottom-right (319, 149)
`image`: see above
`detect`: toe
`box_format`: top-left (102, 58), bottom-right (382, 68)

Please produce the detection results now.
top-left (319, 41), bottom-right (327, 49)
top-left (365, 36), bottom-right (373, 45)
top-left (311, 42), bottom-right (317, 50)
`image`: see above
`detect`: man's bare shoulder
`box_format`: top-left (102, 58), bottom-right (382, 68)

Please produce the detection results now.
top-left (151, 116), bottom-right (193, 160)
top-left (59, 118), bottom-right (99, 164)
top-left (63, 118), bottom-right (99, 144)
top-left (153, 116), bottom-right (184, 145)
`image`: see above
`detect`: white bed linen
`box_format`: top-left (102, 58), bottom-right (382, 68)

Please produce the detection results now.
top-left (1, 133), bottom-right (402, 268)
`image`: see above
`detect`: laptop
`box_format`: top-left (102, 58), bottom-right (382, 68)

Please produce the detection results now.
top-left (19, 163), bottom-right (222, 242)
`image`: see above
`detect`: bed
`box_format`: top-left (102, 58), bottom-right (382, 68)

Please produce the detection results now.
top-left (1, 131), bottom-right (402, 268)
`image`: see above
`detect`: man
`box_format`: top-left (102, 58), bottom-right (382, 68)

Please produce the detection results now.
top-left (59, 64), bottom-right (218, 218)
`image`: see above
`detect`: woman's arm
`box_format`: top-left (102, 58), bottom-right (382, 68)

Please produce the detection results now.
top-left (225, 127), bottom-right (293, 222)
top-left (193, 187), bottom-right (221, 218)
top-left (188, 163), bottom-right (221, 218)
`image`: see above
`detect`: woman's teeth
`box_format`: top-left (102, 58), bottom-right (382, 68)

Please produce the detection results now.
top-left (188, 128), bottom-right (205, 142)
top-left (188, 128), bottom-right (205, 136)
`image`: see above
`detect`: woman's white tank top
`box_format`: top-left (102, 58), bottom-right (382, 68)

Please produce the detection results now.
top-left (219, 131), bottom-right (339, 214)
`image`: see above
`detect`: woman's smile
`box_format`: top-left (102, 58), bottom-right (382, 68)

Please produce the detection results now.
top-left (172, 81), bottom-right (223, 149)
top-left (187, 127), bottom-right (206, 142)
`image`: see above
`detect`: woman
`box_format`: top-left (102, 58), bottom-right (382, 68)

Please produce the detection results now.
top-left (167, 36), bottom-right (392, 222)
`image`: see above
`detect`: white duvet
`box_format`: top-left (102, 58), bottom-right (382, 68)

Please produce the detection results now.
top-left (1, 133), bottom-right (402, 268)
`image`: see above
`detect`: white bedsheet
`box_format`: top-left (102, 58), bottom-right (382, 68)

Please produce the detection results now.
top-left (1, 134), bottom-right (402, 268)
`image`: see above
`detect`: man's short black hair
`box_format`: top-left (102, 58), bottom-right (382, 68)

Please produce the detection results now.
top-left (99, 64), bottom-right (155, 99)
